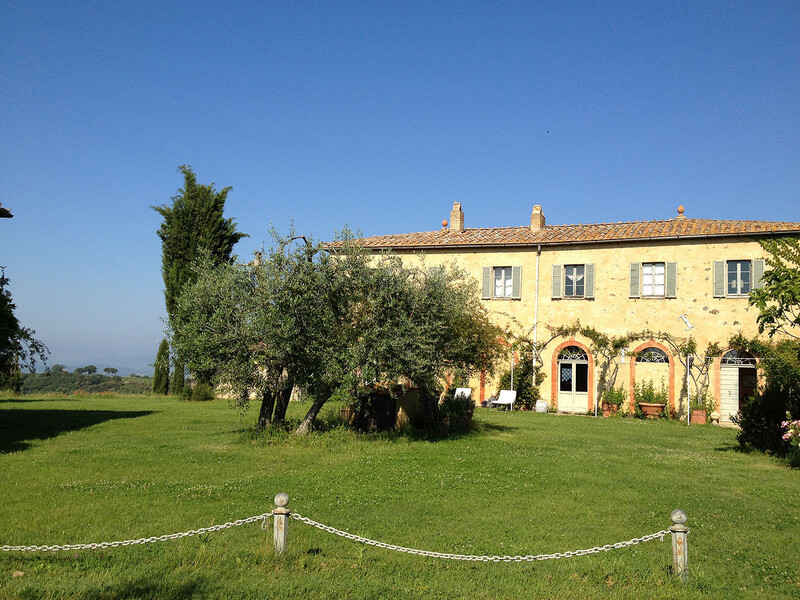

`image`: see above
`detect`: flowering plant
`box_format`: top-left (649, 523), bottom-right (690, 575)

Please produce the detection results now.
top-left (782, 413), bottom-right (800, 449)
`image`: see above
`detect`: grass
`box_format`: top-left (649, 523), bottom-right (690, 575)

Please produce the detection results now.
top-left (0, 394), bottom-right (798, 599)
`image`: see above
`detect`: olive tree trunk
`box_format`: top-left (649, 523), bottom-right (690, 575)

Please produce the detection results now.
top-left (294, 390), bottom-right (329, 435)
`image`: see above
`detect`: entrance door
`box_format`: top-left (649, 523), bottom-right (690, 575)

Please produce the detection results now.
top-left (720, 350), bottom-right (758, 423)
top-left (558, 346), bottom-right (589, 413)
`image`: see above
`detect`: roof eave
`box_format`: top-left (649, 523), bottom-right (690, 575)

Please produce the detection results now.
top-left (362, 229), bottom-right (800, 251)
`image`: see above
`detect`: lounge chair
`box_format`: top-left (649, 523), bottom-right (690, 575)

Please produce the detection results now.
top-left (491, 389), bottom-right (517, 411)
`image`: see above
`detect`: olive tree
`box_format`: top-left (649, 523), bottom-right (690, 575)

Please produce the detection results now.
top-left (171, 229), bottom-right (503, 434)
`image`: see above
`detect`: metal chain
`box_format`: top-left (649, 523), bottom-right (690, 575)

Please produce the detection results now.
top-left (291, 513), bottom-right (669, 562)
top-left (1, 513), bottom-right (273, 553)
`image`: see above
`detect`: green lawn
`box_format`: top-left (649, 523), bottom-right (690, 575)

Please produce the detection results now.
top-left (1, 395), bottom-right (797, 599)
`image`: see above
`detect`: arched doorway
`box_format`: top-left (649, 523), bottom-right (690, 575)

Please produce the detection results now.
top-left (719, 350), bottom-right (757, 423)
top-left (557, 345), bottom-right (589, 413)
top-left (629, 343), bottom-right (675, 414)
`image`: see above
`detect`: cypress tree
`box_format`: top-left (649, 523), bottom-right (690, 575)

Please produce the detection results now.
top-left (152, 338), bottom-right (170, 395)
top-left (170, 362), bottom-right (185, 397)
top-left (153, 166), bottom-right (247, 387)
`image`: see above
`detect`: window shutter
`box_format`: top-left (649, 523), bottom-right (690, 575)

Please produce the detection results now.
top-left (584, 264), bottom-right (595, 299)
top-left (552, 265), bottom-right (562, 299)
top-left (629, 263), bottom-right (640, 298)
top-left (481, 267), bottom-right (492, 300)
top-left (752, 259), bottom-right (765, 290)
top-left (666, 262), bottom-right (677, 298)
top-left (713, 261), bottom-right (725, 297)
top-left (511, 266), bottom-right (522, 299)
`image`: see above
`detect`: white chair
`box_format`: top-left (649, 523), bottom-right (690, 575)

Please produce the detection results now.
top-left (491, 389), bottom-right (517, 411)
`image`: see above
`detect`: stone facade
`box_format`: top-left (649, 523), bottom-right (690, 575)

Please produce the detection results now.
top-left (357, 204), bottom-right (800, 421)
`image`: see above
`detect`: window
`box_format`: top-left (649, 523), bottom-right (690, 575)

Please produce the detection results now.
top-left (721, 350), bottom-right (757, 366)
top-left (481, 266), bottom-right (521, 300)
top-left (637, 347), bottom-right (669, 363)
top-left (630, 262), bottom-right (676, 298)
top-left (642, 263), bottom-right (665, 297)
top-left (713, 259), bottom-right (764, 298)
top-left (564, 265), bottom-right (584, 297)
top-left (494, 267), bottom-right (513, 298)
top-left (552, 264), bottom-right (595, 299)
top-left (727, 260), bottom-right (751, 295)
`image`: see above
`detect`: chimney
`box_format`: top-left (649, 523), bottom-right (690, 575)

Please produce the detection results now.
top-left (531, 205), bottom-right (545, 231)
top-left (450, 202), bottom-right (464, 233)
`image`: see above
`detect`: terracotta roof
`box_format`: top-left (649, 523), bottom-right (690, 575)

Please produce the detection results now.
top-left (352, 218), bottom-right (800, 250)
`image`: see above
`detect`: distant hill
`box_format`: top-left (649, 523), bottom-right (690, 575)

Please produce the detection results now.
top-left (20, 372), bottom-right (153, 395)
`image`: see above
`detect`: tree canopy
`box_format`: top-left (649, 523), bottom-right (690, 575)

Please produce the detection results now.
top-left (170, 229), bottom-right (503, 434)
top-left (0, 269), bottom-right (48, 390)
top-left (749, 237), bottom-right (800, 339)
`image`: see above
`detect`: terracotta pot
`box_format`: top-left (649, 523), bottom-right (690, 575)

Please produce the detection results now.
top-left (602, 402), bottom-right (619, 418)
top-left (690, 408), bottom-right (707, 424)
top-left (639, 402), bottom-right (666, 419)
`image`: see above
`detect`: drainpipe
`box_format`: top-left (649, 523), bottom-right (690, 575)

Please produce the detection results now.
top-left (686, 354), bottom-right (692, 425)
top-left (533, 245), bottom-right (541, 388)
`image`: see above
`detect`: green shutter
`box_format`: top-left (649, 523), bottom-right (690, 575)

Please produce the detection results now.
top-left (584, 264), bottom-right (595, 299)
top-left (713, 261), bottom-right (725, 297)
top-left (511, 266), bottom-right (522, 299)
top-left (552, 265), bottom-right (562, 299)
top-left (752, 259), bottom-right (765, 290)
top-left (629, 263), bottom-right (640, 298)
top-left (666, 262), bottom-right (677, 298)
top-left (481, 267), bottom-right (492, 300)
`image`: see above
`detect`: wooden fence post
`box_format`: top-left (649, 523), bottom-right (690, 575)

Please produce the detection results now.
top-left (273, 493), bottom-right (290, 555)
top-left (669, 509), bottom-right (689, 581)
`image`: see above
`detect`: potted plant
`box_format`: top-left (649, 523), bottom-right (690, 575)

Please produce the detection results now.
top-left (690, 390), bottom-right (713, 424)
top-left (601, 386), bottom-right (625, 417)
top-left (635, 380), bottom-right (668, 419)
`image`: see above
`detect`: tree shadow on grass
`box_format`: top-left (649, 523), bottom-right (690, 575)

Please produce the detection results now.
top-left (0, 396), bottom-right (82, 404)
top-left (78, 575), bottom-right (207, 600)
top-left (713, 443), bottom-right (746, 453)
top-left (0, 409), bottom-right (155, 453)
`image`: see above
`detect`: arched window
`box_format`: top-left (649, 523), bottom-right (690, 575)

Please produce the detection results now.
top-left (721, 350), bottom-right (757, 366)
top-left (558, 346), bottom-right (588, 361)
top-left (637, 347), bottom-right (669, 363)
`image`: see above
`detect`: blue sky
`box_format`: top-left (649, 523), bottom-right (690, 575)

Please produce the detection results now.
top-left (2, 1), bottom-right (798, 374)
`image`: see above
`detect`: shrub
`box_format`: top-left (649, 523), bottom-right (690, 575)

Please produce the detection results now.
top-left (736, 387), bottom-right (797, 455)
top-left (183, 382), bottom-right (215, 401)
top-left (602, 386), bottom-right (626, 407)
top-left (733, 338), bottom-right (800, 456)
top-left (439, 386), bottom-right (474, 427)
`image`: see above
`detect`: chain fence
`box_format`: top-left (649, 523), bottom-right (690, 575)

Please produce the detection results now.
top-left (2, 505), bottom-right (673, 565)
top-left (291, 512), bottom-right (669, 562)
top-left (1, 512), bottom-right (273, 553)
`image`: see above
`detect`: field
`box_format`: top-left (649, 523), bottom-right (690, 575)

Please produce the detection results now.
top-left (1, 394), bottom-right (798, 599)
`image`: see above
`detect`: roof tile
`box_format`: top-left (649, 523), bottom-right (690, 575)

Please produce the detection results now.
top-left (352, 218), bottom-right (800, 249)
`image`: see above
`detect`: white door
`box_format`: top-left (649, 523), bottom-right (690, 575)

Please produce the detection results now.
top-left (720, 365), bottom-right (757, 423)
top-left (720, 366), bottom-right (739, 423)
top-left (558, 360), bottom-right (589, 413)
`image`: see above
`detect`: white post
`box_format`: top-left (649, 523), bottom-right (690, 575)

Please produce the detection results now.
top-left (669, 509), bottom-right (689, 581)
top-left (273, 492), bottom-right (290, 555)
